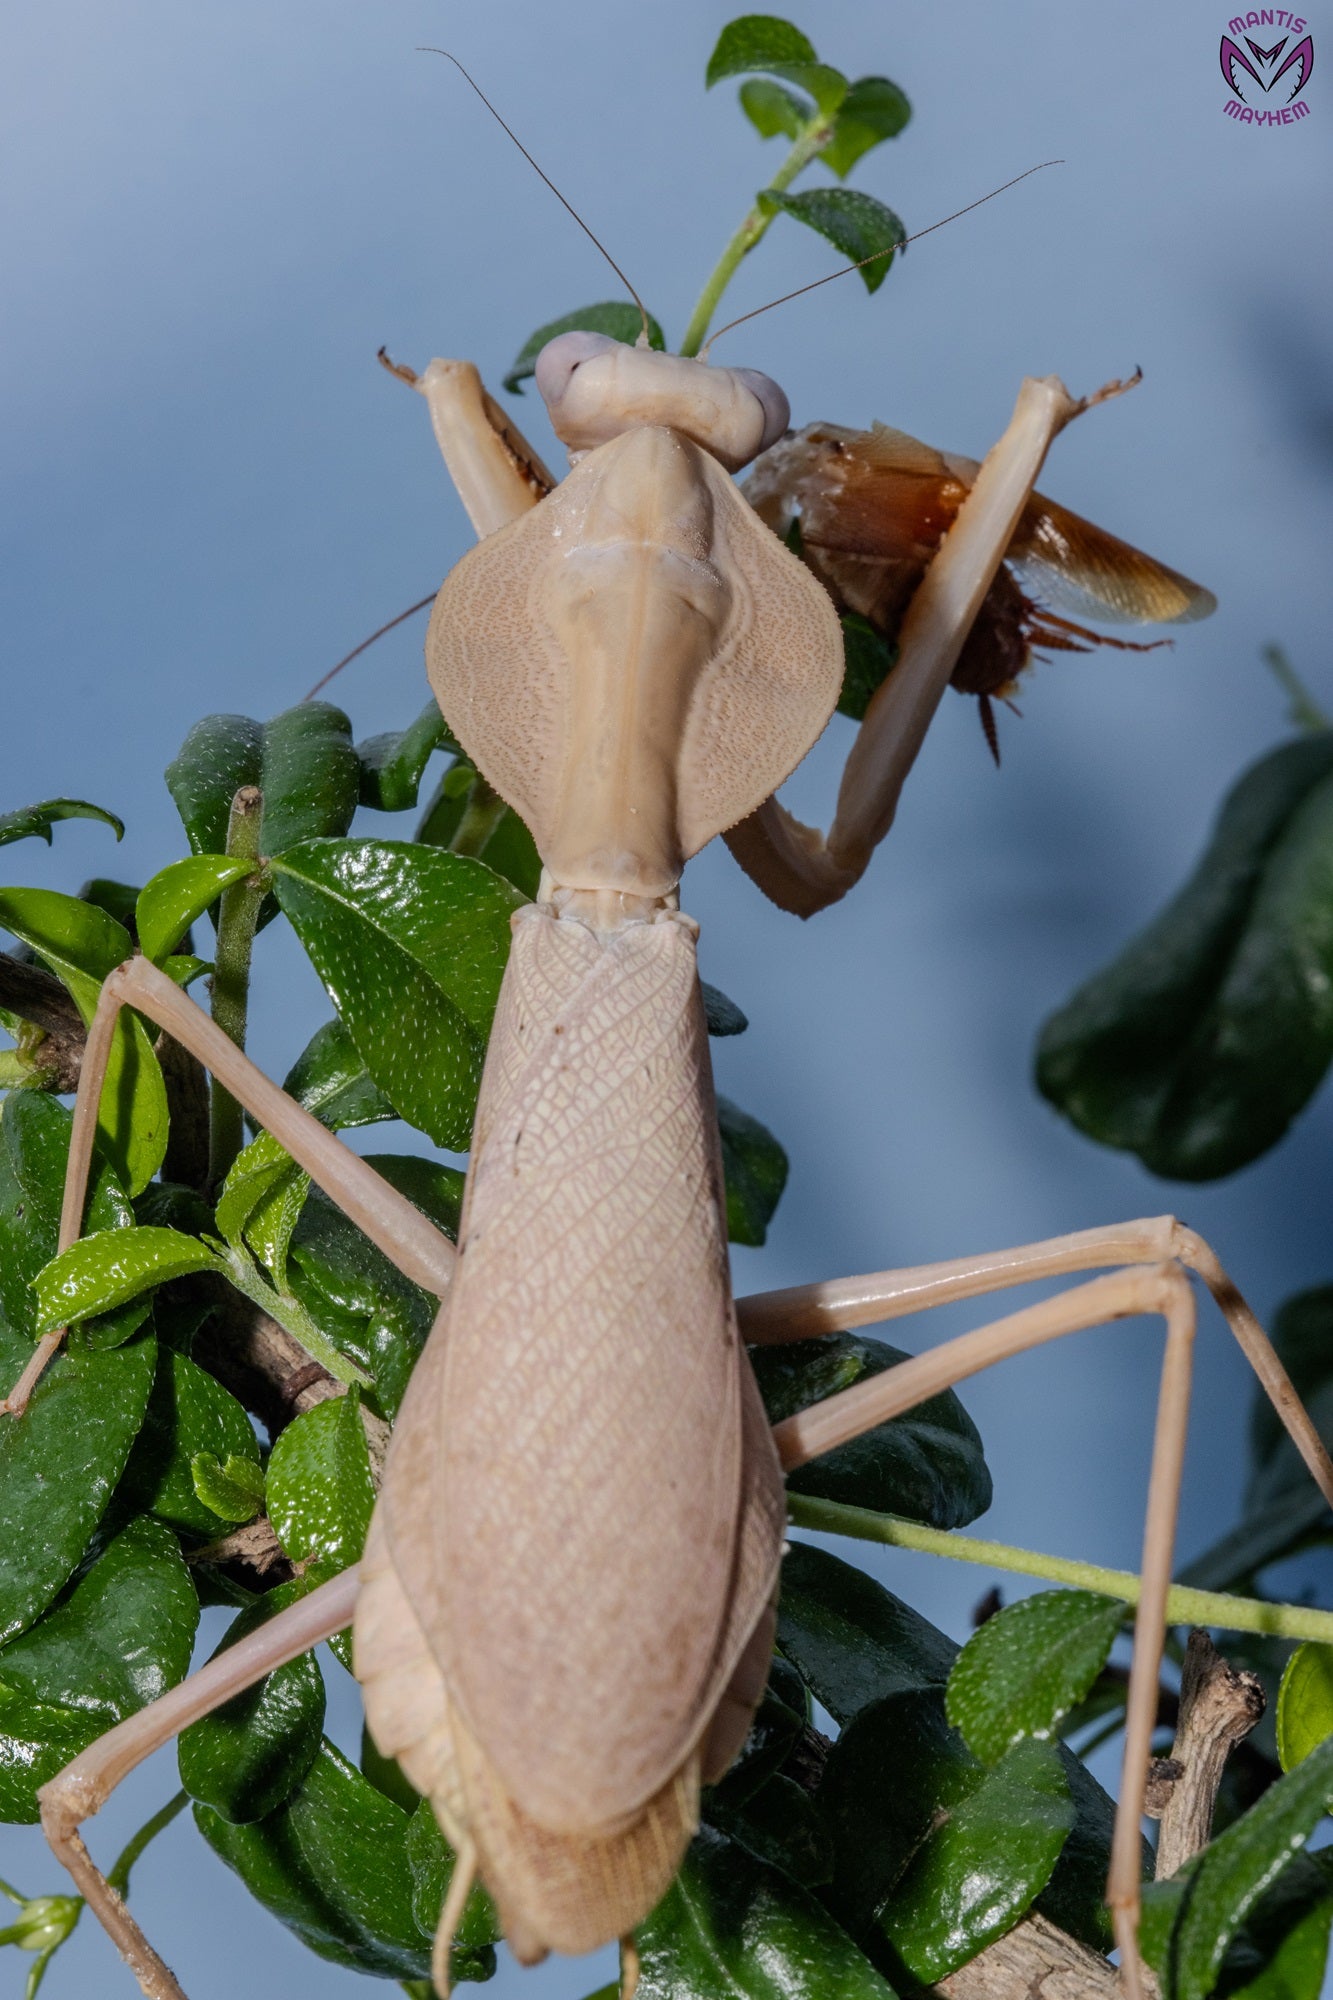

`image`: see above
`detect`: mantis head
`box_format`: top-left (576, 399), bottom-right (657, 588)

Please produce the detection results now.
top-left (534, 334), bottom-right (790, 473)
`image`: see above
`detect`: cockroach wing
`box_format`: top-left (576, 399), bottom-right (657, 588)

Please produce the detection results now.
top-left (426, 425), bottom-right (843, 899)
top-left (1001, 482), bottom-right (1217, 627)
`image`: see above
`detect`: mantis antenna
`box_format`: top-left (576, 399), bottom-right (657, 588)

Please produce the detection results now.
top-left (699, 160), bottom-right (1064, 357)
top-left (419, 48), bottom-right (654, 345)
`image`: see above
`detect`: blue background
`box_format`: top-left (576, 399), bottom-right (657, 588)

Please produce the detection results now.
top-left (2, 2), bottom-right (1330, 1994)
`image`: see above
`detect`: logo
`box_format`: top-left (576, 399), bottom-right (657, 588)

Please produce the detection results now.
top-left (1220, 12), bottom-right (1314, 121)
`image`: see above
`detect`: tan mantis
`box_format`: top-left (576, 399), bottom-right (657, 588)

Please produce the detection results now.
top-left (8, 87), bottom-right (1333, 2000)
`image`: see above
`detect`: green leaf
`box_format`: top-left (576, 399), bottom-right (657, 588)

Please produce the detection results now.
top-left (739, 77), bottom-right (810, 139)
top-left (271, 839), bottom-right (524, 1151)
top-left (403, 1800), bottom-right (502, 1967)
top-left (215, 1130), bottom-right (310, 1289)
top-left (0, 1692), bottom-right (104, 1826)
top-left (283, 1017), bottom-right (397, 1132)
top-left (1227, 1852), bottom-right (1333, 2000)
top-left (822, 76), bottom-right (912, 178)
top-left (636, 1823), bottom-right (893, 1999)
top-left (266, 1392), bottom-right (374, 1577)
top-left (701, 982), bottom-right (748, 1036)
top-left (946, 1589), bottom-right (1125, 1764)
top-left (704, 17), bottom-right (848, 114)
top-left (0, 888), bottom-right (167, 1193)
top-left (1036, 733), bottom-right (1333, 1180)
top-left (0, 1313), bottom-right (155, 1643)
top-left (357, 703), bottom-right (454, 812)
top-left (707, 1772), bottom-right (833, 1887)
top-left (503, 303), bottom-right (666, 395)
top-left (1152, 1733), bottom-right (1333, 2000)
top-left (0, 1094), bottom-right (141, 1347)
top-left (33, 1227), bottom-right (219, 1338)
top-left (839, 614), bottom-right (897, 722)
top-left (135, 854), bottom-right (254, 965)
top-left (0, 799), bottom-right (124, 850)
top-left (1036, 1748), bottom-right (1124, 1954)
top-left (166, 703), bottom-right (359, 865)
top-left (719, 1095), bottom-right (787, 1246)
top-left (196, 1740), bottom-right (439, 1980)
top-left (760, 188), bottom-right (905, 292)
top-left (1278, 1644), bottom-right (1333, 1771)
top-left (753, 1334), bottom-right (992, 1528)
top-left (121, 1346), bottom-right (261, 1536)
top-left (821, 1689), bottom-right (1072, 1981)
top-left (190, 1451), bottom-right (265, 1524)
top-left (179, 1584), bottom-right (326, 1823)
top-left (776, 1542), bottom-right (957, 1725)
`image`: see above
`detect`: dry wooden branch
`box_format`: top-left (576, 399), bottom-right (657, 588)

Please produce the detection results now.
top-left (1151, 1629), bottom-right (1265, 1881)
top-left (935, 1911), bottom-right (1120, 2000)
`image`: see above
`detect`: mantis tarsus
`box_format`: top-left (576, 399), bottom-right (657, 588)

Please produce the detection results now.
top-left (9, 98), bottom-right (1333, 2000)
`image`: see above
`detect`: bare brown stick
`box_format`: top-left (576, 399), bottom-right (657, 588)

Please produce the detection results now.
top-left (934, 1911), bottom-right (1119, 2000)
top-left (1151, 1631), bottom-right (1265, 1881)
top-left (0, 951), bottom-right (85, 1088)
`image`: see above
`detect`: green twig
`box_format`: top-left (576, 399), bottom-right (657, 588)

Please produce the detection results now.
top-left (207, 785), bottom-right (267, 1189)
top-left (1262, 644), bottom-right (1329, 734)
top-left (788, 1494), bottom-right (1333, 1645)
top-left (678, 114), bottom-right (834, 357)
top-left (219, 1246), bottom-right (372, 1390)
top-left (107, 1790), bottom-right (188, 1898)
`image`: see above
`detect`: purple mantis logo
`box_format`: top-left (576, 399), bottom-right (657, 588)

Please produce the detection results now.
top-left (1220, 12), bottom-right (1314, 121)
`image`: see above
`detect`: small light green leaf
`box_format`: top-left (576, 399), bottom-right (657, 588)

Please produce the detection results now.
top-left (271, 839), bottom-right (524, 1151)
top-left (739, 76), bottom-right (809, 139)
top-left (179, 1585), bottom-right (325, 1824)
top-left (776, 1542), bottom-right (957, 1726)
top-left (215, 1130), bottom-right (309, 1289)
top-left (121, 1345), bottom-right (261, 1536)
top-left (1036, 734), bottom-right (1333, 1180)
top-left (357, 702), bottom-right (454, 812)
top-left (0, 799), bottom-right (124, 850)
top-left (190, 1451), bottom-right (265, 1525)
top-left (1278, 1644), bottom-right (1333, 1771)
top-left (135, 854), bottom-right (254, 965)
top-left (701, 982), bottom-right (748, 1037)
top-left (821, 75), bottom-right (912, 178)
top-left (636, 1823), bottom-right (893, 1999)
top-left (946, 1590), bottom-right (1125, 1765)
top-left (283, 1017), bottom-right (397, 1132)
top-left (718, 1095), bottom-right (787, 1246)
top-left (33, 1227), bottom-right (219, 1338)
top-left (503, 302), bottom-right (666, 395)
top-left (266, 1392), bottom-right (374, 1576)
top-left (761, 187), bottom-right (905, 291)
top-left (754, 1334), bottom-right (992, 1527)
top-left (0, 1313), bottom-right (156, 1644)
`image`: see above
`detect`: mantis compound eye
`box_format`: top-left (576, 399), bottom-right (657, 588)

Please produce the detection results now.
top-left (730, 369), bottom-right (790, 455)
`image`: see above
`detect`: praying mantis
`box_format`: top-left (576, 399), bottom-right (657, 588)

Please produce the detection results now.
top-left (7, 40), bottom-right (1333, 2000)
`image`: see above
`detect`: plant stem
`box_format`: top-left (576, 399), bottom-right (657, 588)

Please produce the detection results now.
top-left (207, 786), bottom-right (266, 1190)
top-left (1262, 644), bottom-right (1330, 734)
top-left (219, 1247), bottom-right (372, 1390)
top-left (787, 1495), bottom-right (1333, 1646)
top-left (448, 775), bottom-right (507, 860)
top-left (107, 1791), bottom-right (188, 1897)
top-left (678, 115), bottom-right (833, 357)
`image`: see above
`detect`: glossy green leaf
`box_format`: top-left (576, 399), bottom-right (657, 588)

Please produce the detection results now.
top-left (166, 703), bottom-right (359, 867)
top-left (706, 1668), bottom-right (807, 1814)
top-left (215, 1130), bottom-right (310, 1290)
top-left (196, 1740), bottom-right (439, 1980)
top-left (776, 1542), bottom-right (956, 1725)
top-left (0, 1692), bottom-right (100, 1825)
top-left (839, 614), bottom-right (897, 722)
top-left (753, 1334), bottom-right (992, 1527)
top-left (946, 1589), bottom-right (1124, 1764)
top-left (121, 1345), bottom-right (261, 1536)
top-left (357, 703), bottom-right (453, 812)
top-left (179, 1584), bottom-right (325, 1823)
top-left (760, 188), bottom-right (905, 291)
top-left (705, 17), bottom-right (848, 113)
top-left (190, 1451), bottom-right (265, 1524)
top-left (271, 839), bottom-right (523, 1150)
top-left (739, 76), bottom-right (808, 139)
top-left (701, 981), bottom-right (748, 1037)
top-left (33, 1227), bottom-right (219, 1338)
top-left (0, 1313), bottom-right (155, 1643)
top-left (0, 1093), bottom-right (140, 1347)
top-left (1227, 1852), bottom-right (1333, 2000)
top-left (821, 1688), bottom-right (1072, 1981)
top-left (1151, 1732), bottom-right (1333, 2000)
top-left (0, 887), bottom-right (166, 1192)
top-left (1036, 733), bottom-right (1333, 1180)
top-left (821, 76), bottom-right (911, 178)
top-left (0, 799), bottom-right (123, 850)
top-left (266, 1392), bottom-right (374, 1576)
top-left (1277, 1643), bottom-right (1333, 1771)
top-left (1035, 1748), bottom-right (1123, 1954)
top-left (135, 854), bottom-right (253, 965)
top-left (636, 1823), bottom-right (893, 2000)
top-left (283, 1017), bottom-right (397, 1132)
top-left (403, 1799), bottom-right (502, 1967)
top-left (707, 1772), bottom-right (833, 1888)
top-left (503, 302), bottom-right (665, 394)
top-left (719, 1095), bottom-right (787, 1246)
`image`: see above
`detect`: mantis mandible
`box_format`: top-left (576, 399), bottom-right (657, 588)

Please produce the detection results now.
top-left (10, 92), bottom-right (1333, 2000)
